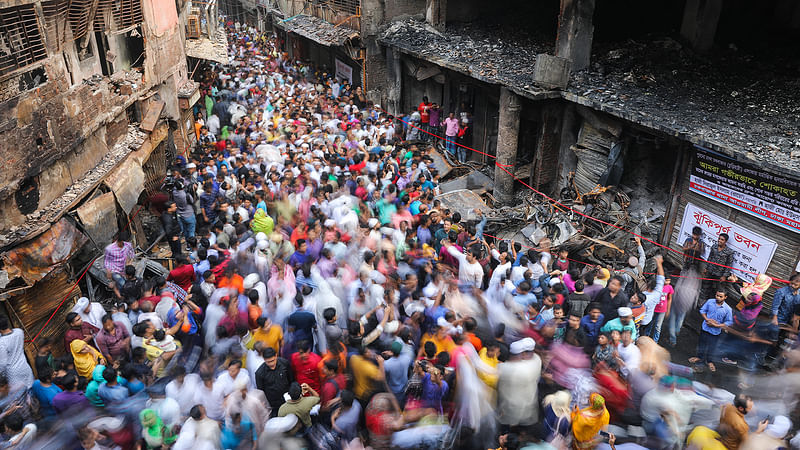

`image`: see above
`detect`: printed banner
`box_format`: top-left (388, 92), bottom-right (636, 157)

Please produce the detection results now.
top-left (335, 57), bottom-right (353, 84)
top-left (678, 202), bottom-right (778, 283)
top-left (690, 146), bottom-right (800, 233)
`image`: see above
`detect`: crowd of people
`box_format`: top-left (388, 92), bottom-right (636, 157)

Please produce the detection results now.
top-left (3, 18), bottom-right (800, 450)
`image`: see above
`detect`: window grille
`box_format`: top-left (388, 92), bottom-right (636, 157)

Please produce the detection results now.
top-left (0, 5), bottom-right (48, 77)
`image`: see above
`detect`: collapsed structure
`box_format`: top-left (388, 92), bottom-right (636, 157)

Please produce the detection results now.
top-left (0, 0), bottom-right (216, 356)
top-left (267, 0), bottom-right (800, 305)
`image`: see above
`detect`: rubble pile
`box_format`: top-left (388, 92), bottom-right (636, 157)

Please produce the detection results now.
top-left (0, 126), bottom-right (147, 249)
top-left (380, 19), bottom-right (553, 92)
top-left (569, 37), bottom-right (800, 171)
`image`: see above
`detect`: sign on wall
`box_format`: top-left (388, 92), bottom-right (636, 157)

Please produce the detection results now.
top-left (335, 57), bottom-right (352, 84)
top-left (690, 146), bottom-right (800, 233)
top-left (678, 203), bottom-right (778, 283)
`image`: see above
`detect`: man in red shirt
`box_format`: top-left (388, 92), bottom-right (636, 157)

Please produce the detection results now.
top-left (418, 96), bottom-right (432, 137)
top-left (290, 339), bottom-right (322, 394)
top-left (167, 255), bottom-right (195, 292)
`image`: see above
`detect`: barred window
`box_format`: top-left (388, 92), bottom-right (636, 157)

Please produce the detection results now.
top-left (0, 5), bottom-right (48, 77)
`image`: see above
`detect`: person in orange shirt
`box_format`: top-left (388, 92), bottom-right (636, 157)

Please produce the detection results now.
top-left (419, 321), bottom-right (456, 358)
top-left (217, 265), bottom-right (244, 294)
top-left (290, 220), bottom-right (308, 248)
top-left (247, 291), bottom-right (262, 330)
top-left (462, 317), bottom-right (482, 352)
top-left (318, 338), bottom-right (347, 376)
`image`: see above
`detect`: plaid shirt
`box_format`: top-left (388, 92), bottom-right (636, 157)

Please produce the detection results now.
top-left (104, 242), bottom-right (134, 274)
top-left (164, 281), bottom-right (188, 304)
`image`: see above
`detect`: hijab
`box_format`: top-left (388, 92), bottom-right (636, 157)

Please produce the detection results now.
top-left (70, 339), bottom-right (99, 379)
top-left (140, 408), bottom-right (176, 448)
top-left (72, 297), bottom-right (105, 330)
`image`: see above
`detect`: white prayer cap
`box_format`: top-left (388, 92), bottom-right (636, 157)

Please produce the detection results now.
top-left (264, 414), bottom-right (298, 433)
top-left (510, 337), bottom-right (536, 354)
top-left (766, 415), bottom-right (792, 438)
top-left (243, 273), bottom-right (260, 290)
top-left (256, 232), bottom-right (267, 241)
top-left (367, 218), bottom-right (379, 228)
top-left (618, 307), bottom-right (633, 317)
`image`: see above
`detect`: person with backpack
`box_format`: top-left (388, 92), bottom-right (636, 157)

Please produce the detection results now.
top-left (319, 359), bottom-right (346, 425)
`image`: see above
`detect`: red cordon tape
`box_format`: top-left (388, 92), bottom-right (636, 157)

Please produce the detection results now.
top-left (374, 107), bottom-right (788, 285)
top-left (482, 232), bottom-right (737, 283)
top-left (25, 176), bottom-right (164, 344)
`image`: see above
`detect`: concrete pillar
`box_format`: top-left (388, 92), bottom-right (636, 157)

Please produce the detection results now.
top-left (680, 0), bottom-right (723, 53)
top-left (493, 88), bottom-right (521, 205)
top-left (426, 0), bottom-right (448, 32)
top-left (555, 0), bottom-right (596, 71)
top-left (385, 47), bottom-right (403, 115)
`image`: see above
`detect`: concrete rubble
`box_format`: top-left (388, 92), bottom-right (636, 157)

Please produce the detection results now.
top-left (0, 125), bottom-right (147, 249)
top-left (567, 37), bottom-right (800, 172)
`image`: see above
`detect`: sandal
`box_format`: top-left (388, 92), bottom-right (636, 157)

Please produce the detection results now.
top-left (688, 357), bottom-right (701, 364)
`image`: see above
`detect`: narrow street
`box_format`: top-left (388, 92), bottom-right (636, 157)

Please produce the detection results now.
top-left (0, 1), bottom-right (799, 449)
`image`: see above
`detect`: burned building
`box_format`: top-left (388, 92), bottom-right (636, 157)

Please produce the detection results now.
top-left (372, 0), bottom-right (800, 304)
top-left (0, 0), bottom-right (192, 357)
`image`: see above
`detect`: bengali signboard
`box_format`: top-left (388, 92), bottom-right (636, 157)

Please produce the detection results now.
top-left (335, 57), bottom-right (353, 84)
top-left (690, 146), bottom-right (800, 233)
top-left (678, 203), bottom-right (777, 283)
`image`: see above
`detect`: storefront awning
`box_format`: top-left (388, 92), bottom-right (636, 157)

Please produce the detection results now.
top-left (185, 32), bottom-right (229, 64)
top-left (274, 14), bottom-right (359, 47)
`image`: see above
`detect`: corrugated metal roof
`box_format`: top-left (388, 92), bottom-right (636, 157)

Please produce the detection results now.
top-left (5, 267), bottom-right (79, 359)
top-left (274, 14), bottom-right (359, 47)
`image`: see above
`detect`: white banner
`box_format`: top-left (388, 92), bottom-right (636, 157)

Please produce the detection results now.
top-left (335, 57), bottom-right (352, 84)
top-left (678, 202), bottom-right (777, 283)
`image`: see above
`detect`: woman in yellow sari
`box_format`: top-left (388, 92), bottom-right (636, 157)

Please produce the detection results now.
top-left (70, 339), bottom-right (105, 379)
top-left (571, 393), bottom-right (610, 449)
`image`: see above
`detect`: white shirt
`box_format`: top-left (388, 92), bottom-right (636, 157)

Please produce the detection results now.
top-left (214, 369), bottom-right (254, 397)
top-left (166, 373), bottom-right (201, 415)
top-left (617, 342), bottom-right (641, 377)
top-left (194, 381), bottom-right (226, 421)
top-left (447, 246), bottom-right (484, 286)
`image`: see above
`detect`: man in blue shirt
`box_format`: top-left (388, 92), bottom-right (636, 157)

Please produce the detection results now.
top-left (580, 304), bottom-right (605, 349)
top-left (690, 289), bottom-right (733, 371)
top-left (772, 274), bottom-right (800, 325)
top-left (383, 340), bottom-right (414, 403)
top-left (97, 367), bottom-right (129, 405)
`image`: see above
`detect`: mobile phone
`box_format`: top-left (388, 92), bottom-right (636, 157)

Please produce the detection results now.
top-left (598, 431), bottom-right (610, 441)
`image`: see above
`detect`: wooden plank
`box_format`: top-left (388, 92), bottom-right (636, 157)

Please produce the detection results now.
top-left (140, 99), bottom-right (165, 132)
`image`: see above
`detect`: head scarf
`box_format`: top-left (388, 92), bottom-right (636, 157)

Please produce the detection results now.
top-left (72, 297), bottom-right (105, 329)
top-left (140, 408), bottom-right (174, 448)
top-left (734, 293), bottom-right (763, 330)
top-left (70, 339), bottom-right (98, 378)
top-left (571, 393), bottom-right (610, 445)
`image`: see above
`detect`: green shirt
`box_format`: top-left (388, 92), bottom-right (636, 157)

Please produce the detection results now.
top-left (278, 396), bottom-right (320, 427)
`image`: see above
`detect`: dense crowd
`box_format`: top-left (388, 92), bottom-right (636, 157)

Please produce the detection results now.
top-left (3, 19), bottom-right (800, 450)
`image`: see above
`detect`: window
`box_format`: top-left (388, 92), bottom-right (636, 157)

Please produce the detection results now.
top-left (0, 5), bottom-right (48, 77)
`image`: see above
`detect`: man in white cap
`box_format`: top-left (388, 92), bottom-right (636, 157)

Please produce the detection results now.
top-left (739, 415), bottom-right (790, 449)
top-left (601, 306), bottom-right (638, 339)
top-left (496, 337), bottom-right (541, 427)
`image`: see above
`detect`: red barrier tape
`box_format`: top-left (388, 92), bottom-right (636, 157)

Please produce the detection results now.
top-left (482, 232), bottom-right (738, 283)
top-left (377, 106), bottom-right (789, 285)
top-left (25, 176), bottom-right (164, 344)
